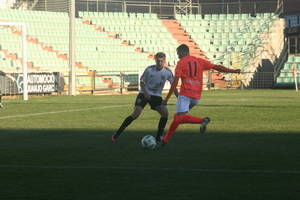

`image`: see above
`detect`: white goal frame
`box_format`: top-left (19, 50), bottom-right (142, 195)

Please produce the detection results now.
top-left (0, 21), bottom-right (28, 100)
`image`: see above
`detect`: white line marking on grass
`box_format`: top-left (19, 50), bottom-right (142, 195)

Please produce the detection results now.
top-left (0, 105), bottom-right (129, 120)
top-left (0, 165), bottom-right (300, 175)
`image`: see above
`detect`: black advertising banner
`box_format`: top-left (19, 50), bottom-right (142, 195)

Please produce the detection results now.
top-left (0, 72), bottom-right (64, 95)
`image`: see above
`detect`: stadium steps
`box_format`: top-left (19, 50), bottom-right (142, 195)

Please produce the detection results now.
top-left (276, 55), bottom-right (300, 85)
top-left (80, 12), bottom-right (179, 67)
top-left (80, 18), bottom-right (155, 69)
top-left (0, 25), bottom-right (39, 71)
top-left (176, 13), bottom-right (283, 88)
top-left (4, 24), bottom-right (89, 71)
top-left (161, 19), bottom-right (205, 58)
top-left (161, 19), bottom-right (227, 89)
top-left (0, 24), bottom-right (66, 71)
top-left (0, 49), bottom-right (39, 72)
top-left (82, 19), bottom-right (152, 58)
top-left (0, 9), bottom-right (90, 72)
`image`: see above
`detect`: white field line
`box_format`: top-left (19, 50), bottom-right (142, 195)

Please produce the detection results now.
top-left (0, 105), bottom-right (129, 120)
top-left (0, 165), bottom-right (299, 175)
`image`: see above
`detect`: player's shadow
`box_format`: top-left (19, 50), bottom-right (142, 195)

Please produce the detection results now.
top-left (0, 128), bottom-right (299, 139)
top-left (198, 104), bottom-right (293, 109)
top-left (1, 128), bottom-right (299, 166)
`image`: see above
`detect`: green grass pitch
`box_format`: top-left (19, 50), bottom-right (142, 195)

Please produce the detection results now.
top-left (0, 90), bottom-right (300, 200)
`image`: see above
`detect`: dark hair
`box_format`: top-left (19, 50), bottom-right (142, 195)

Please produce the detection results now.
top-left (155, 52), bottom-right (166, 59)
top-left (177, 44), bottom-right (189, 53)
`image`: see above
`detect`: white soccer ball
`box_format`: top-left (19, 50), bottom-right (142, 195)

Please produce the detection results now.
top-left (141, 135), bottom-right (157, 149)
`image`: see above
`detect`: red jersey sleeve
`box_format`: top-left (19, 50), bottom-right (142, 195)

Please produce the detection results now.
top-left (198, 58), bottom-right (215, 70)
top-left (213, 65), bottom-right (238, 73)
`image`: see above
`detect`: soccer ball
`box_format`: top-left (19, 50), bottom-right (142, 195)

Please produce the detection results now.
top-left (141, 135), bottom-right (157, 149)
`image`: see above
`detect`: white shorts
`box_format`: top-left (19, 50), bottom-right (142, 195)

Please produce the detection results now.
top-left (176, 95), bottom-right (200, 113)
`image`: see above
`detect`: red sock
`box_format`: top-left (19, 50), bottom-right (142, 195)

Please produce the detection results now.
top-left (162, 115), bottom-right (180, 143)
top-left (179, 115), bottom-right (204, 124)
top-left (162, 115), bottom-right (204, 143)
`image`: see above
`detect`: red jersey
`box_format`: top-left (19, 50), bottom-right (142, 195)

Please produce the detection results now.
top-left (175, 56), bottom-right (215, 99)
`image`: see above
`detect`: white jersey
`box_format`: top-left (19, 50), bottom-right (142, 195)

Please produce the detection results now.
top-left (140, 65), bottom-right (174, 97)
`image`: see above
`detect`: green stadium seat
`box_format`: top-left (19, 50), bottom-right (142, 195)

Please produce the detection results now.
top-left (219, 14), bottom-right (226, 20)
top-left (227, 14), bottom-right (234, 20)
top-left (241, 14), bottom-right (249, 19)
top-left (195, 14), bottom-right (202, 20)
top-left (295, 56), bottom-right (300, 63)
top-left (204, 14), bottom-right (212, 20)
top-left (284, 63), bottom-right (292, 70)
top-left (211, 14), bottom-right (219, 20)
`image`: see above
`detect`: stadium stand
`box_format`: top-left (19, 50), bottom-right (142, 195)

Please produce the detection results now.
top-left (0, 9), bottom-right (156, 74)
top-left (176, 13), bottom-right (284, 87)
top-left (79, 11), bottom-right (179, 66)
top-left (0, 26), bottom-right (22, 72)
top-left (0, 7), bottom-right (285, 90)
top-left (3, 0), bottom-right (17, 9)
top-left (0, 9), bottom-right (70, 72)
top-left (277, 55), bottom-right (300, 84)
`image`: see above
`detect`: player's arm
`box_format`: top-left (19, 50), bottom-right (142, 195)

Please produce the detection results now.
top-left (163, 76), bottom-right (179, 104)
top-left (163, 61), bottom-right (182, 104)
top-left (140, 68), bottom-right (151, 100)
top-left (173, 87), bottom-right (179, 98)
top-left (213, 65), bottom-right (241, 73)
top-left (201, 58), bottom-right (240, 73)
top-left (167, 70), bottom-right (179, 98)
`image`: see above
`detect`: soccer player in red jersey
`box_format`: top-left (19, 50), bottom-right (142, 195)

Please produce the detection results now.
top-left (161, 44), bottom-right (240, 144)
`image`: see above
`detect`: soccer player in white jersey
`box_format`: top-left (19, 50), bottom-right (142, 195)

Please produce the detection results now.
top-left (112, 52), bottom-right (178, 142)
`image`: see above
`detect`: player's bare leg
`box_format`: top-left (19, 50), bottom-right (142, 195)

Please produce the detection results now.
top-left (112, 106), bottom-right (142, 142)
top-left (154, 105), bottom-right (168, 142)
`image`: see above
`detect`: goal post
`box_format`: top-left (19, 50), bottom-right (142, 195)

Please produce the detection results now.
top-left (0, 21), bottom-right (28, 101)
top-left (69, 0), bottom-right (76, 96)
top-left (292, 64), bottom-right (298, 92)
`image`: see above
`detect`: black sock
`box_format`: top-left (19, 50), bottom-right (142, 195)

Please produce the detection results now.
top-left (157, 117), bottom-right (168, 138)
top-left (115, 116), bottom-right (135, 137)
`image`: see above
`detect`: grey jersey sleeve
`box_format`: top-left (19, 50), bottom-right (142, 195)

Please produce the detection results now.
top-left (167, 69), bottom-right (174, 83)
top-left (140, 67), bottom-right (150, 83)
